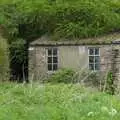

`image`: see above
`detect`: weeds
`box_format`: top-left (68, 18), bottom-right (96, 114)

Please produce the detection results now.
top-left (0, 83), bottom-right (120, 120)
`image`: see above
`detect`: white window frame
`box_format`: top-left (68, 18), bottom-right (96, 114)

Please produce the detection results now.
top-left (88, 47), bottom-right (100, 71)
top-left (46, 47), bottom-right (58, 72)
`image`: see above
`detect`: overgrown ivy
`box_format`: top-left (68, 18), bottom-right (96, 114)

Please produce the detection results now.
top-left (106, 71), bottom-right (115, 95)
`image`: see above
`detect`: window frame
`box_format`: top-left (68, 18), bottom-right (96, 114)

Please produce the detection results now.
top-left (46, 47), bottom-right (58, 72)
top-left (88, 47), bottom-right (100, 71)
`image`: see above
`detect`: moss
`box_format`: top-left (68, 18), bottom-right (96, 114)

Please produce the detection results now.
top-left (31, 32), bottom-right (120, 45)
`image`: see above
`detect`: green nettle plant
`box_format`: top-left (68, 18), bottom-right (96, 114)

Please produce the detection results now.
top-left (106, 71), bottom-right (114, 95)
top-left (48, 68), bottom-right (76, 84)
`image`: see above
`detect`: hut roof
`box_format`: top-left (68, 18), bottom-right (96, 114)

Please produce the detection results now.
top-left (30, 32), bottom-right (120, 46)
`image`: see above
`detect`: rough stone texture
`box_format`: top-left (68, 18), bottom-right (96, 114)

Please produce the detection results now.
top-left (29, 45), bottom-right (114, 83)
top-left (29, 46), bottom-right (48, 82)
top-left (100, 46), bottom-right (113, 71)
top-left (111, 45), bottom-right (120, 93)
top-left (35, 47), bottom-right (47, 81)
top-left (28, 46), bottom-right (35, 82)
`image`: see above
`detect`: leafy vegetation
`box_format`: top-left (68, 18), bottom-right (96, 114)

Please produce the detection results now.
top-left (105, 71), bottom-right (115, 95)
top-left (0, 35), bottom-right (9, 81)
top-left (1, 0), bottom-right (120, 39)
top-left (0, 0), bottom-right (120, 81)
top-left (0, 83), bottom-right (120, 120)
top-left (48, 68), bottom-right (76, 83)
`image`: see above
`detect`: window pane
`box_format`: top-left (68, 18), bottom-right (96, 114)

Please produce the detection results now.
top-left (95, 48), bottom-right (99, 55)
top-left (53, 64), bottom-right (58, 71)
top-left (95, 63), bottom-right (100, 70)
top-left (48, 49), bottom-right (52, 56)
top-left (89, 64), bottom-right (94, 70)
top-left (48, 64), bottom-right (52, 71)
top-left (48, 57), bottom-right (52, 63)
top-left (53, 48), bottom-right (57, 56)
top-left (95, 56), bottom-right (100, 63)
top-left (89, 48), bottom-right (94, 55)
top-left (53, 57), bottom-right (58, 63)
top-left (89, 56), bottom-right (94, 63)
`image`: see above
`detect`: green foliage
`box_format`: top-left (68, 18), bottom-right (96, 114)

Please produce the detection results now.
top-left (76, 70), bottom-right (102, 86)
top-left (9, 39), bottom-right (27, 64)
top-left (85, 72), bottom-right (100, 86)
top-left (48, 68), bottom-right (76, 83)
top-left (1, 0), bottom-right (120, 40)
top-left (0, 0), bottom-right (120, 80)
top-left (106, 71), bottom-right (115, 95)
top-left (9, 38), bottom-right (27, 81)
top-left (0, 83), bottom-right (120, 119)
top-left (0, 35), bottom-right (9, 81)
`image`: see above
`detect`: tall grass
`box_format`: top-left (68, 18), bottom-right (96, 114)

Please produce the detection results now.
top-left (0, 83), bottom-right (120, 120)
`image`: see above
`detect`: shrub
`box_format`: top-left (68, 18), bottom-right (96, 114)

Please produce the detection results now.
top-left (77, 70), bottom-right (102, 87)
top-left (0, 35), bottom-right (9, 81)
top-left (9, 38), bottom-right (27, 81)
top-left (85, 71), bottom-right (101, 86)
top-left (105, 71), bottom-right (114, 95)
top-left (48, 68), bottom-right (76, 84)
top-left (48, 68), bottom-right (105, 87)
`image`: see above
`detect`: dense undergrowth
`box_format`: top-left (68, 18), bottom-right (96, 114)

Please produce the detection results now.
top-left (0, 35), bottom-right (9, 81)
top-left (0, 83), bottom-right (120, 120)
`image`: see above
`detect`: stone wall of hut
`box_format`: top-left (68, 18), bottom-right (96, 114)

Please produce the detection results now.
top-left (28, 45), bottom-right (115, 83)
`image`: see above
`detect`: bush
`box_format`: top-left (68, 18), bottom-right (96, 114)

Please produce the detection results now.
top-left (76, 70), bottom-right (103, 87)
top-left (105, 71), bottom-right (114, 95)
top-left (48, 68), bottom-right (76, 83)
top-left (48, 68), bottom-right (105, 87)
top-left (9, 38), bottom-right (27, 81)
top-left (0, 35), bottom-right (9, 81)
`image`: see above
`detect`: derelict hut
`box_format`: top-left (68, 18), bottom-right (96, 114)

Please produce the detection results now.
top-left (29, 33), bottom-right (120, 84)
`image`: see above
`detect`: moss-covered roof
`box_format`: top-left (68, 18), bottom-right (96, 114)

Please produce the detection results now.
top-left (30, 32), bottom-right (120, 46)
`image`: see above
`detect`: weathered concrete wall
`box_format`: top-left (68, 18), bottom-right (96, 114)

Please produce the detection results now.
top-left (29, 45), bottom-right (113, 82)
top-left (59, 46), bottom-right (88, 70)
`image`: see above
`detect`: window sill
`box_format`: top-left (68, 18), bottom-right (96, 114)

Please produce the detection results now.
top-left (47, 71), bottom-right (57, 75)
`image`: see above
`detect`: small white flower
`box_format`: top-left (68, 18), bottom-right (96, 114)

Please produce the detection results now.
top-left (109, 108), bottom-right (117, 116)
top-left (87, 112), bottom-right (94, 117)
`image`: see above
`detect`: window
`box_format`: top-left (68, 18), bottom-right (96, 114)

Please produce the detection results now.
top-left (47, 48), bottom-right (58, 71)
top-left (88, 48), bottom-right (100, 71)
